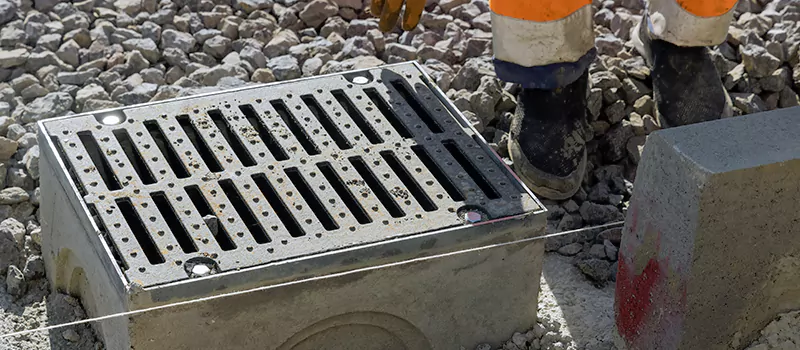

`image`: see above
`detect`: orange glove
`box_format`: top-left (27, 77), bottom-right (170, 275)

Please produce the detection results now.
top-left (371, 0), bottom-right (426, 32)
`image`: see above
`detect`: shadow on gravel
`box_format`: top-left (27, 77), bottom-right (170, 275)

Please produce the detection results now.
top-left (540, 253), bottom-right (618, 350)
top-left (0, 276), bottom-right (100, 350)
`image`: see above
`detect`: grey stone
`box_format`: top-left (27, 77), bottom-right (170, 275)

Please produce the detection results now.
top-left (240, 45), bottom-right (266, 69)
top-left (557, 213), bottom-right (584, 232)
top-left (62, 329), bottom-right (80, 343)
top-left (595, 34), bottom-right (623, 56)
top-left (0, 0), bottom-right (17, 25)
top-left (319, 55), bottom-right (385, 74)
top-left (57, 68), bottom-right (101, 86)
top-left (451, 3), bottom-right (481, 22)
top-left (188, 64), bottom-right (249, 86)
top-left (7, 167), bottom-right (32, 190)
top-left (302, 56), bottom-right (324, 77)
top-left (320, 16), bottom-right (348, 38)
top-left (741, 44), bottom-right (781, 78)
top-left (605, 100), bottom-right (626, 124)
top-left (22, 146), bottom-right (39, 179)
top-left (300, 0), bottom-right (338, 27)
top-left (591, 71), bottom-right (622, 89)
top-left (194, 29), bottom-right (223, 45)
top-left (0, 222), bottom-right (20, 273)
top-left (251, 68), bottom-right (276, 83)
top-left (20, 84), bottom-right (48, 101)
top-left (84, 99), bottom-right (123, 112)
top-left (6, 124), bottom-right (25, 141)
top-left (345, 19), bottom-right (379, 38)
top-left (0, 49), bottom-right (29, 69)
top-left (23, 254), bottom-right (45, 280)
top-left (0, 136), bottom-right (18, 160)
top-left (469, 76), bottom-right (502, 124)
top-left (610, 12), bottom-right (638, 41)
top-left (264, 30), bottom-right (299, 58)
top-left (6, 265), bottom-right (25, 297)
top-left (440, 0), bottom-right (469, 12)
top-left (267, 55), bottom-right (301, 81)
top-left (161, 29), bottom-right (196, 53)
top-left (126, 51), bottom-right (151, 74)
top-left (576, 258), bottom-right (611, 284)
top-left (0, 218), bottom-right (24, 247)
top-left (589, 244), bottom-right (607, 259)
top-left (604, 240), bottom-right (618, 261)
top-left (203, 36), bottom-right (233, 59)
top-left (235, 0), bottom-right (274, 13)
top-left (731, 93), bottom-right (767, 114)
top-left (122, 38), bottom-right (160, 63)
top-left (342, 37), bottom-right (375, 58)
top-left (452, 56), bottom-right (495, 91)
top-left (557, 242), bottom-right (583, 256)
top-left (603, 120), bottom-right (635, 162)
top-left (633, 95), bottom-right (654, 116)
top-left (579, 201), bottom-right (623, 225)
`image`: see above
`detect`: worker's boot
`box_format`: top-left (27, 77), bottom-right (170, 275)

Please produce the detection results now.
top-left (508, 71), bottom-right (589, 201)
top-left (631, 14), bottom-right (733, 127)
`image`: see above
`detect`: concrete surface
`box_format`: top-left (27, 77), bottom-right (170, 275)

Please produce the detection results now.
top-left (614, 107), bottom-right (800, 349)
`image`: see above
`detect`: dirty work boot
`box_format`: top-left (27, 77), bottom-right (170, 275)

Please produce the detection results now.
top-left (508, 72), bottom-right (589, 201)
top-left (631, 14), bottom-right (733, 128)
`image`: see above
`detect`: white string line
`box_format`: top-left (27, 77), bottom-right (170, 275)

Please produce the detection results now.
top-left (0, 221), bottom-right (624, 340)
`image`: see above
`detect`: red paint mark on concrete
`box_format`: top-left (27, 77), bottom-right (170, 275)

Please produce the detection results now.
top-left (615, 228), bottom-right (688, 349)
top-left (615, 252), bottom-right (665, 341)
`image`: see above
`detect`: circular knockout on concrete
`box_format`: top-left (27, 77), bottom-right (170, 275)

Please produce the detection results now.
top-left (278, 312), bottom-right (432, 350)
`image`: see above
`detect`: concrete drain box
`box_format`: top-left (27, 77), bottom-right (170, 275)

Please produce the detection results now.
top-left (38, 62), bottom-right (545, 350)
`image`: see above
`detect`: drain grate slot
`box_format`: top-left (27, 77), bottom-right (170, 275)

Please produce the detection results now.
top-left (113, 129), bottom-right (156, 185)
top-left (51, 136), bottom-right (87, 196)
top-left (116, 198), bottom-right (165, 264)
top-left (239, 104), bottom-right (289, 161)
top-left (285, 168), bottom-right (338, 231)
top-left (349, 156), bottom-right (405, 218)
top-left (151, 192), bottom-right (197, 253)
top-left (332, 90), bottom-right (383, 144)
top-left (302, 95), bottom-right (351, 150)
top-left (185, 185), bottom-right (236, 251)
top-left (78, 131), bottom-right (121, 191)
top-left (209, 109), bottom-right (256, 167)
top-left (390, 80), bottom-right (443, 133)
top-left (177, 115), bottom-right (223, 173)
top-left (252, 173), bottom-right (306, 237)
top-left (380, 151), bottom-right (437, 212)
top-left (270, 100), bottom-right (320, 156)
top-left (442, 140), bottom-right (500, 200)
top-left (144, 120), bottom-right (190, 179)
top-left (411, 145), bottom-right (464, 202)
top-left (219, 179), bottom-right (271, 244)
top-left (365, 88), bottom-right (412, 139)
top-left (317, 162), bottom-right (371, 224)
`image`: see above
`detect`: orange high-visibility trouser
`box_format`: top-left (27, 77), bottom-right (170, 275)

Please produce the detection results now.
top-left (490, 0), bottom-right (738, 72)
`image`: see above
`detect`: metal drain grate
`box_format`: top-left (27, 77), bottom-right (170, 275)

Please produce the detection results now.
top-left (41, 63), bottom-right (541, 287)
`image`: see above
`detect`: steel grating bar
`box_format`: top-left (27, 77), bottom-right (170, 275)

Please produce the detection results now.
top-left (291, 164), bottom-right (362, 232)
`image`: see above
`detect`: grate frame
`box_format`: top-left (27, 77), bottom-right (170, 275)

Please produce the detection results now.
top-left (40, 62), bottom-right (542, 288)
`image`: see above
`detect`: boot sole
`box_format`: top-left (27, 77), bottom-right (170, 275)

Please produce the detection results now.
top-left (507, 138), bottom-right (587, 201)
